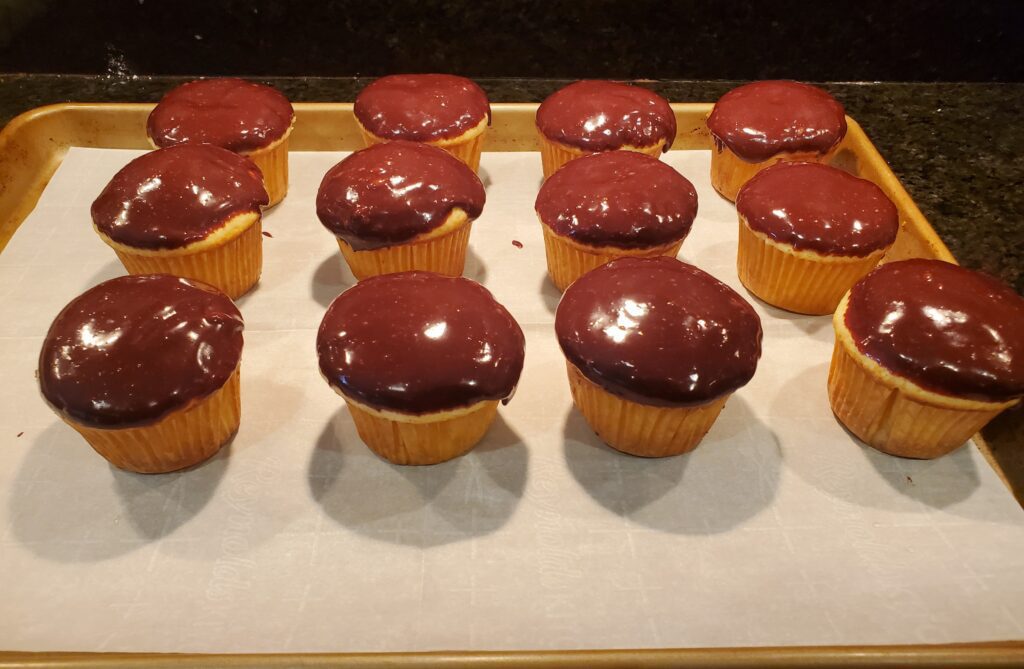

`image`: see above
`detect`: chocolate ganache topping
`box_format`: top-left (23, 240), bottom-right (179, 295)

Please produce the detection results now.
top-left (706, 80), bottom-right (847, 163)
top-left (317, 272), bottom-right (525, 414)
top-left (556, 257), bottom-right (762, 406)
top-left (91, 144), bottom-right (268, 250)
top-left (147, 78), bottom-right (294, 153)
top-left (316, 141), bottom-right (485, 251)
top-left (736, 162), bottom-right (898, 257)
top-left (844, 259), bottom-right (1024, 402)
top-left (38, 274), bottom-right (244, 428)
top-left (354, 74), bottom-right (491, 141)
top-left (536, 80), bottom-right (677, 152)
top-left (536, 151), bottom-right (697, 249)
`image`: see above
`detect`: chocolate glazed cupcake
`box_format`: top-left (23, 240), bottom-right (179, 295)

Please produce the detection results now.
top-left (148, 78), bottom-right (295, 207)
top-left (317, 272), bottom-right (525, 465)
top-left (354, 74), bottom-right (491, 172)
top-left (38, 275), bottom-right (244, 474)
top-left (556, 257), bottom-right (762, 457)
top-left (536, 80), bottom-right (677, 179)
top-left (536, 151), bottom-right (698, 292)
top-left (317, 141), bottom-right (485, 280)
top-left (706, 80), bottom-right (847, 201)
top-left (735, 162), bottom-right (899, 314)
top-left (830, 260), bottom-right (1024, 459)
top-left (91, 144), bottom-right (269, 299)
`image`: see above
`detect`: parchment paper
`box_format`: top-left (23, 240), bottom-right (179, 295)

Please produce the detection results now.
top-left (0, 147), bottom-right (1022, 653)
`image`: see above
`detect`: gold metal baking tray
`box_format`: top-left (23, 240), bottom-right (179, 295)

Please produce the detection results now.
top-left (0, 102), bottom-right (1020, 667)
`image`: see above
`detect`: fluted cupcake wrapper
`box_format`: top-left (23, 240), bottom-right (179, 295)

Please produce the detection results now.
top-left (737, 219), bottom-right (884, 315)
top-left (711, 143), bottom-right (839, 202)
top-left (345, 399), bottom-right (499, 466)
top-left (827, 339), bottom-right (1008, 459)
top-left (337, 221), bottom-right (472, 280)
top-left (538, 133), bottom-right (665, 180)
top-left (64, 367), bottom-right (241, 474)
top-left (541, 225), bottom-right (683, 293)
top-left (566, 362), bottom-right (728, 458)
top-left (113, 219), bottom-right (263, 300)
top-left (246, 134), bottom-right (290, 208)
top-left (358, 127), bottom-right (486, 174)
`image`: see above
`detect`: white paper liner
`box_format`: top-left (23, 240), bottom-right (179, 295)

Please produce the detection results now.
top-left (0, 148), bottom-right (1021, 653)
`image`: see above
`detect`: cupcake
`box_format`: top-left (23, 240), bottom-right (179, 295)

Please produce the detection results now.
top-left (91, 144), bottom-right (269, 299)
top-left (147, 77), bottom-right (295, 207)
top-left (706, 80), bottom-right (847, 201)
top-left (38, 275), bottom-right (244, 474)
top-left (535, 80), bottom-right (676, 179)
top-left (317, 272), bottom-right (525, 465)
top-left (316, 141), bottom-right (485, 280)
top-left (556, 257), bottom-right (762, 457)
top-left (735, 162), bottom-right (899, 314)
top-left (535, 151), bottom-right (697, 292)
top-left (830, 259), bottom-right (1024, 459)
top-left (354, 74), bottom-right (491, 172)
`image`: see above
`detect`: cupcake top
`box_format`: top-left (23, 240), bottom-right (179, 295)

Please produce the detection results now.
top-left (316, 141), bottom-right (486, 251)
top-left (536, 80), bottom-right (677, 152)
top-left (91, 144), bottom-right (268, 250)
top-left (317, 272), bottom-right (525, 414)
top-left (736, 162), bottom-right (898, 257)
top-left (844, 259), bottom-right (1024, 402)
top-left (706, 80), bottom-right (847, 162)
top-left (38, 275), bottom-right (244, 428)
top-left (556, 257), bottom-right (762, 407)
top-left (535, 151), bottom-right (698, 249)
top-left (147, 77), bottom-right (295, 153)
top-left (354, 74), bottom-right (491, 142)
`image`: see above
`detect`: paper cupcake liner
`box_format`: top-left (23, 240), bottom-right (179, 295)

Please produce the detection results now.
top-left (65, 367), bottom-right (241, 474)
top-left (246, 133), bottom-right (291, 208)
top-left (337, 221), bottom-right (472, 280)
top-left (566, 362), bottom-right (728, 458)
top-left (737, 218), bottom-right (885, 315)
top-left (345, 399), bottom-right (499, 465)
top-left (542, 225), bottom-right (683, 293)
top-left (538, 133), bottom-right (665, 180)
top-left (711, 143), bottom-right (839, 202)
top-left (827, 339), bottom-right (1008, 459)
top-left (358, 126), bottom-right (486, 174)
top-left (114, 219), bottom-right (263, 299)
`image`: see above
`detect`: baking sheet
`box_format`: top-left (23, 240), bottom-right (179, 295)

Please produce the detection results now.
top-left (0, 147), bottom-right (1022, 653)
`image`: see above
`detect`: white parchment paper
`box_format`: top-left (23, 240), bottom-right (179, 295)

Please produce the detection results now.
top-left (0, 148), bottom-right (1022, 653)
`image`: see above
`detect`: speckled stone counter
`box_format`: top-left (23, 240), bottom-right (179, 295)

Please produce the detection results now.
top-left (0, 74), bottom-right (1021, 492)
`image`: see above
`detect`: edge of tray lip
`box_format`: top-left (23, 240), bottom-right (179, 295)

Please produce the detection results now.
top-left (0, 101), bottom-right (1015, 664)
top-left (1, 641), bottom-right (1023, 667)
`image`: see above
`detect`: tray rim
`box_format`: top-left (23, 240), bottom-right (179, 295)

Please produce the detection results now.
top-left (0, 102), bottom-right (1020, 667)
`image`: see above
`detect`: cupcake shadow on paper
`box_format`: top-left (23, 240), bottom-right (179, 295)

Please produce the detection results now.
top-left (310, 246), bottom-right (489, 309)
top-left (563, 395), bottom-right (782, 535)
top-left (308, 409), bottom-right (528, 548)
top-left (9, 421), bottom-right (229, 562)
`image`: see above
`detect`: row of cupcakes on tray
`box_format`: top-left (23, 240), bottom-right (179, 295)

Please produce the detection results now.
top-left (36, 75), bottom-right (1024, 477)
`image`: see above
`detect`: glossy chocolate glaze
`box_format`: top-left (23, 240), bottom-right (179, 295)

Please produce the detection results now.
top-left (536, 80), bottom-right (677, 152)
top-left (317, 272), bottom-right (525, 414)
top-left (536, 151), bottom-right (697, 249)
top-left (736, 162), bottom-right (898, 257)
top-left (556, 257), bottom-right (762, 407)
top-left (354, 74), bottom-right (491, 141)
top-left (147, 77), bottom-right (294, 153)
top-left (706, 80), bottom-right (847, 163)
top-left (316, 141), bottom-right (485, 251)
top-left (38, 275), bottom-right (244, 428)
top-left (91, 144), bottom-right (268, 250)
top-left (845, 259), bottom-right (1024, 402)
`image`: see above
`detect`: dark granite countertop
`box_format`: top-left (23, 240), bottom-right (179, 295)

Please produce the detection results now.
top-left (0, 74), bottom-right (1020, 293)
